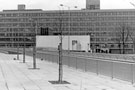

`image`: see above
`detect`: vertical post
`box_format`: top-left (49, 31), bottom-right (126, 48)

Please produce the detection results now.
top-left (58, 42), bottom-right (63, 83)
top-left (131, 64), bottom-right (134, 84)
top-left (68, 55), bottom-right (70, 67)
top-left (33, 21), bottom-right (37, 69)
top-left (61, 5), bottom-right (77, 54)
top-left (17, 43), bottom-right (19, 60)
top-left (96, 60), bottom-right (99, 75)
top-left (111, 62), bottom-right (114, 79)
top-left (76, 56), bottom-right (77, 69)
top-left (85, 59), bottom-right (87, 72)
top-left (17, 25), bottom-right (20, 60)
top-left (68, 7), bottom-right (70, 54)
top-left (33, 42), bottom-right (36, 69)
top-left (23, 31), bottom-right (25, 63)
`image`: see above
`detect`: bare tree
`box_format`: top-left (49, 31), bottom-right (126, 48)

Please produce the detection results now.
top-left (128, 28), bottom-right (135, 54)
top-left (115, 23), bottom-right (131, 54)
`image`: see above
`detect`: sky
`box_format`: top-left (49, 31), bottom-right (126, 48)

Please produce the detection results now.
top-left (0, 0), bottom-right (135, 11)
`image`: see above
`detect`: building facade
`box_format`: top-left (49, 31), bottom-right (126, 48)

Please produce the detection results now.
top-left (0, 4), bottom-right (135, 53)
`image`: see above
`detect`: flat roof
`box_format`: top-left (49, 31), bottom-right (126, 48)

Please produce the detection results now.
top-left (3, 9), bottom-right (43, 12)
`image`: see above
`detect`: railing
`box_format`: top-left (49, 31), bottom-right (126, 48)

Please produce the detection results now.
top-left (0, 48), bottom-right (135, 84)
top-left (34, 51), bottom-right (135, 84)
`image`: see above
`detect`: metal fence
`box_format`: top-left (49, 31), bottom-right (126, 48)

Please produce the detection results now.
top-left (3, 48), bottom-right (134, 84)
top-left (30, 51), bottom-right (135, 84)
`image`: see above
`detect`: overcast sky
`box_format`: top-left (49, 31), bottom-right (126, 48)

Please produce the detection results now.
top-left (0, 0), bottom-right (135, 11)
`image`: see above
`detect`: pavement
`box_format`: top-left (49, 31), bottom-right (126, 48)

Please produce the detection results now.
top-left (0, 53), bottom-right (135, 90)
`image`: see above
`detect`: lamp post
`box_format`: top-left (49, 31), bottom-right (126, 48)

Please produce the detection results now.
top-left (60, 4), bottom-right (77, 54)
top-left (49, 6), bottom-right (71, 84)
top-left (17, 43), bottom-right (19, 60)
top-left (56, 4), bottom-right (77, 83)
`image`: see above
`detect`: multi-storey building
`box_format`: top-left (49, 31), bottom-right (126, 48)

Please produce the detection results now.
top-left (0, 7), bottom-right (41, 48)
top-left (0, 1), bottom-right (135, 54)
top-left (48, 9), bottom-right (135, 54)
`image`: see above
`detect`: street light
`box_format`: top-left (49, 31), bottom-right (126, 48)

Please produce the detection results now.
top-left (55, 4), bottom-right (77, 83)
top-left (60, 4), bottom-right (77, 54)
top-left (49, 6), bottom-right (71, 85)
top-left (55, 4), bottom-right (78, 84)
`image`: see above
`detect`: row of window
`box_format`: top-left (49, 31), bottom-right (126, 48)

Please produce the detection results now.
top-left (0, 38), bottom-right (33, 42)
top-left (1, 10), bottom-right (135, 18)
top-left (0, 43), bottom-right (33, 47)
top-left (1, 16), bottom-right (135, 27)
top-left (92, 43), bottom-right (133, 48)
top-left (0, 22), bottom-right (135, 27)
top-left (2, 16), bottom-right (135, 22)
top-left (79, 16), bottom-right (135, 21)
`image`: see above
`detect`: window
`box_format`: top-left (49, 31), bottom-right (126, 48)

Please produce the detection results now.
top-left (110, 44), bottom-right (114, 48)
